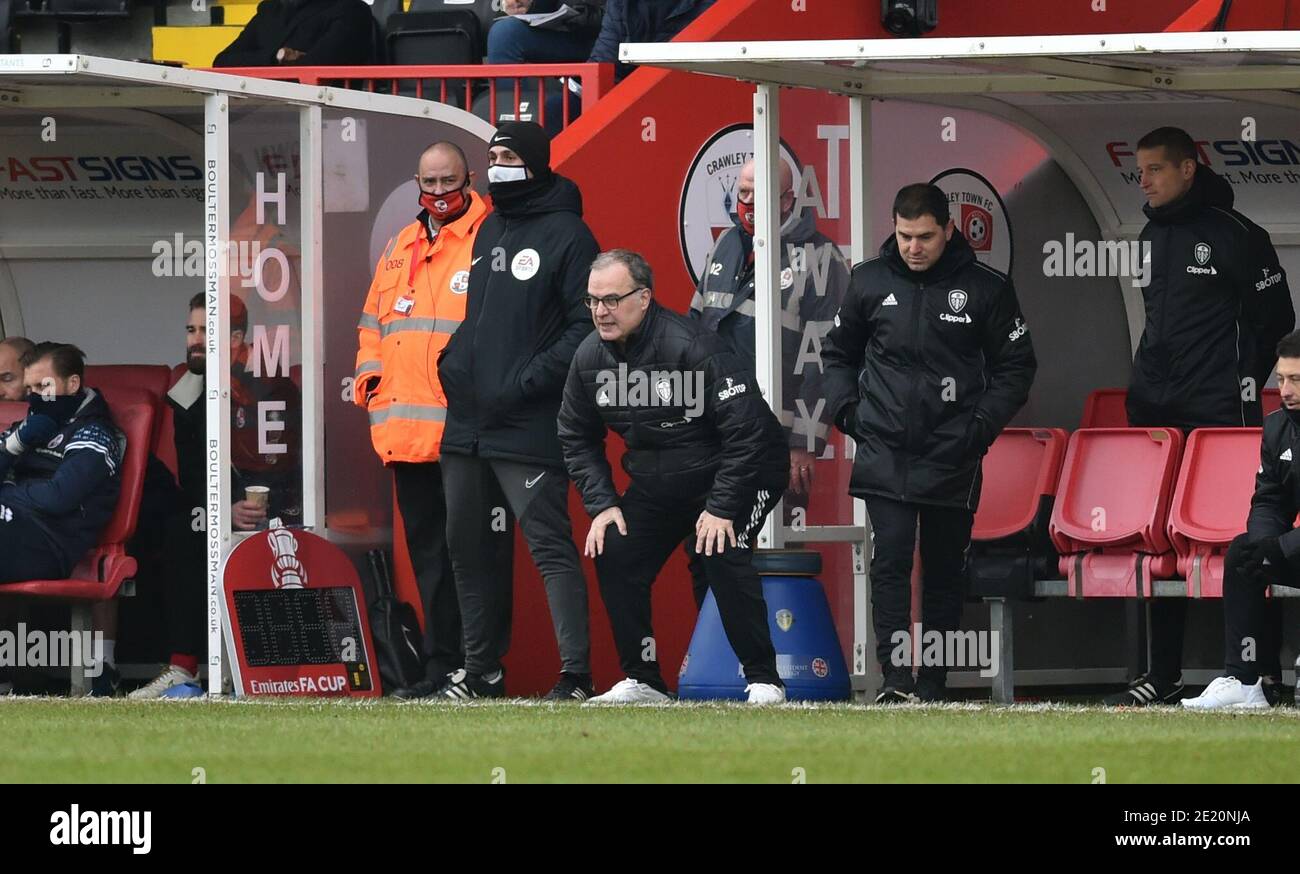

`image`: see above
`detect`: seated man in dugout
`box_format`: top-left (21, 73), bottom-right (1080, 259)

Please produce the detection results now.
top-left (0, 343), bottom-right (126, 695)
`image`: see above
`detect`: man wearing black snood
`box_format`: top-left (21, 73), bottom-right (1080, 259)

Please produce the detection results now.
top-left (1105, 126), bottom-right (1295, 707)
top-left (0, 342), bottom-right (124, 583)
top-left (437, 121), bottom-right (599, 701)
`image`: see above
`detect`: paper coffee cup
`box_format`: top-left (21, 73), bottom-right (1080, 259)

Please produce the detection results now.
top-left (245, 486), bottom-right (270, 509)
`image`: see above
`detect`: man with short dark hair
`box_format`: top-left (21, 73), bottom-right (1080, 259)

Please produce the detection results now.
top-left (0, 343), bottom-right (124, 584)
top-left (1105, 125), bottom-right (1295, 707)
top-left (0, 337), bottom-right (35, 403)
top-left (559, 249), bottom-right (789, 704)
top-left (130, 293), bottom-right (301, 699)
top-left (822, 182), bottom-right (1037, 703)
top-left (1184, 329), bottom-right (1300, 709)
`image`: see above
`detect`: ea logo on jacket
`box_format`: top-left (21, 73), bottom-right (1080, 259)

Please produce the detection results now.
top-left (512, 248), bottom-right (541, 280)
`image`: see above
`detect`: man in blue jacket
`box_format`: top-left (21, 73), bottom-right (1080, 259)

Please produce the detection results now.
top-left (0, 342), bottom-right (124, 584)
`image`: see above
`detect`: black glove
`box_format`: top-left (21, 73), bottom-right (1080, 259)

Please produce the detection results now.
top-left (1241, 536), bottom-right (1286, 585)
top-left (16, 413), bottom-right (59, 450)
top-left (967, 414), bottom-right (995, 457)
top-left (835, 402), bottom-right (860, 440)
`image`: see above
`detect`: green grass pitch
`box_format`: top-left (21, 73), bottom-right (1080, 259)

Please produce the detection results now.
top-left (2, 699), bottom-right (1299, 783)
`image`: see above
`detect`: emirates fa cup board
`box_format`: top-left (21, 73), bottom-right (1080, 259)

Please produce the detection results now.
top-left (222, 524), bottom-right (381, 698)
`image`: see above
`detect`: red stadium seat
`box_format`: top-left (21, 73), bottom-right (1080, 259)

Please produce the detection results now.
top-left (1167, 428), bottom-right (1261, 598)
top-left (1049, 427), bottom-right (1184, 597)
top-left (969, 428), bottom-right (1068, 598)
top-left (84, 365), bottom-right (174, 475)
top-left (0, 388), bottom-right (155, 694)
top-left (1080, 388), bottom-right (1128, 428)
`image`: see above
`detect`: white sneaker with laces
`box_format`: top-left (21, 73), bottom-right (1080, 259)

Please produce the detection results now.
top-left (128, 665), bottom-right (197, 700)
top-left (586, 678), bottom-right (671, 705)
top-left (1181, 676), bottom-right (1269, 711)
top-left (745, 683), bottom-right (786, 705)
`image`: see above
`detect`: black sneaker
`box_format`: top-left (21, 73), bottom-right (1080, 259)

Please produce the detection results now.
top-left (915, 672), bottom-right (946, 703)
top-left (875, 668), bottom-right (917, 704)
top-left (392, 675), bottom-right (448, 700)
top-left (1102, 673), bottom-right (1184, 707)
top-left (438, 669), bottom-right (505, 701)
top-left (543, 672), bottom-right (594, 702)
top-left (89, 664), bottom-right (121, 698)
top-left (1261, 676), bottom-right (1284, 707)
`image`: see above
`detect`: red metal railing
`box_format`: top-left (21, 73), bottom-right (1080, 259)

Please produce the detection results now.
top-left (207, 63), bottom-right (616, 131)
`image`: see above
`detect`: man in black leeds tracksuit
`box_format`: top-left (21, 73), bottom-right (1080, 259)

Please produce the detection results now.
top-left (1183, 329), bottom-right (1300, 710)
top-left (558, 249), bottom-right (789, 705)
top-left (1107, 126), bottom-right (1295, 708)
top-left (822, 183), bottom-right (1037, 703)
top-left (436, 122), bottom-right (598, 701)
top-left (0, 343), bottom-right (124, 583)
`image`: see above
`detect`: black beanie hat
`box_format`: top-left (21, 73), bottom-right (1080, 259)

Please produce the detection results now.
top-left (490, 121), bottom-right (551, 179)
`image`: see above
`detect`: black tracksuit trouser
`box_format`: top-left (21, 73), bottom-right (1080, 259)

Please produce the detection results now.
top-left (594, 482), bottom-right (783, 692)
top-left (1222, 535), bottom-right (1286, 685)
top-left (393, 462), bottom-right (463, 679)
top-left (863, 495), bottom-right (974, 673)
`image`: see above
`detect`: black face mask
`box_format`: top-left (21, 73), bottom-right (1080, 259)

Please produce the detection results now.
top-left (27, 390), bottom-right (84, 424)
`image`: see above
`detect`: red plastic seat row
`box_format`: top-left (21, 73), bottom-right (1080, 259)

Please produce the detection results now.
top-left (1081, 386), bottom-right (1281, 428)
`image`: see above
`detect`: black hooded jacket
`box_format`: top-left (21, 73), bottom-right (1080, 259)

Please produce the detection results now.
top-left (1128, 164), bottom-right (1294, 428)
top-left (438, 174), bottom-right (600, 467)
top-left (558, 301), bottom-right (789, 520)
top-left (821, 231), bottom-right (1037, 509)
top-left (212, 0), bottom-right (376, 67)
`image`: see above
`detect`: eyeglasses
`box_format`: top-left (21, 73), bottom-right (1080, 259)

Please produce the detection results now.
top-left (584, 288), bottom-right (647, 311)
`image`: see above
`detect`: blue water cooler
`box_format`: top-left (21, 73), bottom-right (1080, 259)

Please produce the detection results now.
top-left (677, 549), bottom-right (850, 701)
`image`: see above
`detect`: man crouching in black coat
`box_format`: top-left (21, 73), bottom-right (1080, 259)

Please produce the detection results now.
top-left (558, 249), bottom-right (789, 705)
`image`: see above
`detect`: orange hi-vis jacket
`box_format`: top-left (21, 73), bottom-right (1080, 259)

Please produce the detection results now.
top-left (354, 192), bottom-right (488, 463)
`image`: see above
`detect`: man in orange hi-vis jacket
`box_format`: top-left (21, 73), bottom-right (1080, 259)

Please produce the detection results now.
top-left (354, 140), bottom-right (490, 699)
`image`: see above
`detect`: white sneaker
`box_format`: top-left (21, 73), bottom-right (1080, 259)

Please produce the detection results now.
top-left (586, 678), bottom-right (672, 705)
top-left (1181, 676), bottom-right (1269, 711)
top-left (128, 665), bottom-right (197, 700)
top-left (745, 683), bottom-right (786, 705)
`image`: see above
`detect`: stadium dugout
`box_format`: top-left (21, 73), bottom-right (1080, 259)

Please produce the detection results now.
top-left (622, 30), bottom-right (1300, 702)
top-left (0, 54), bottom-right (492, 694)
